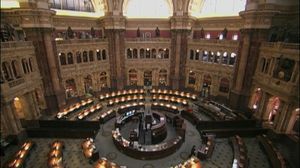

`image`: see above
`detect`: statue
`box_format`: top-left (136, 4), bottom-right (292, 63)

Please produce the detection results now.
top-left (222, 27), bottom-right (228, 39)
top-left (91, 27), bottom-right (95, 38)
top-left (155, 27), bottom-right (160, 37)
top-left (67, 26), bottom-right (74, 39)
top-left (137, 27), bottom-right (140, 37)
top-left (200, 27), bottom-right (204, 38)
top-left (1, 23), bottom-right (15, 42)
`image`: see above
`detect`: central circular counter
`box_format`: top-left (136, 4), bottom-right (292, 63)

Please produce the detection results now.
top-left (111, 108), bottom-right (186, 160)
top-left (112, 128), bottom-right (184, 160)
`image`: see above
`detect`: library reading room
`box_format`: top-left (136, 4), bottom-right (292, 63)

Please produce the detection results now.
top-left (0, 0), bottom-right (299, 168)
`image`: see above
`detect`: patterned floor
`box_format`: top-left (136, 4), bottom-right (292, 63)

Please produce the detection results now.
top-left (1, 123), bottom-right (272, 168)
top-left (1, 98), bottom-right (274, 168)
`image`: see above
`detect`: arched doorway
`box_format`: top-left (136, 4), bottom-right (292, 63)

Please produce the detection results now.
top-left (265, 97), bottom-right (281, 124)
top-left (84, 75), bottom-right (93, 94)
top-left (249, 88), bottom-right (262, 110)
top-left (128, 69), bottom-right (138, 86)
top-left (159, 69), bottom-right (167, 86)
top-left (65, 79), bottom-right (77, 98)
top-left (201, 74), bottom-right (212, 97)
top-left (144, 71), bottom-right (152, 86)
top-left (219, 78), bottom-right (230, 93)
top-left (100, 72), bottom-right (108, 88)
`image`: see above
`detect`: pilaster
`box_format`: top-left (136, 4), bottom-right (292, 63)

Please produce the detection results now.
top-left (169, 16), bottom-right (195, 90)
top-left (103, 16), bottom-right (126, 90)
top-left (229, 8), bottom-right (277, 110)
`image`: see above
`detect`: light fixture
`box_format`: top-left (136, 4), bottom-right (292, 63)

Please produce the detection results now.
top-left (196, 49), bottom-right (199, 53)
top-left (14, 97), bottom-right (20, 101)
top-left (96, 49), bottom-right (99, 52)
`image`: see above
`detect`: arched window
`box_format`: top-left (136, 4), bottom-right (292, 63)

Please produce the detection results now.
top-left (151, 49), bottom-right (156, 58)
top-left (123, 0), bottom-right (171, 18)
top-left (202, 51), bottom-right (208, 62)
top-left (100, 71), bottom-right (108, 88)
top-left (229, 53), bottom-right (236, 65)
top-left (128, 69), bottom-right (138, 86)
top-left (188, 71), bottom-right (196, 85)
top-left (195, 50), bottom-right (200, 60)
top-left (59, 53), bottom-right (67, 65)
top-left (158, 49), bottom-right (163, 59)
top-left (215, 52), bottom-right (221, 63)
top-left (96, 50), bottom-right (101, 60)
top-left (133, 49), bottom-right (138, 58)
top-left (208, 51), bottom-right (214, 62)
top-left (11, 60), bottom-right (21, 78)
top-left (28, 58), bottom-right (34, 72)
top-left (89, 50), bottom-right (94, 62)
top-left (261, 58), bottom-right (266, 72)
top-left (127, 48), bottom-right (133, 59)
top-left (146, 48), bottom-right (151, 58)
top-left (65, 79), bottom-right (77, 98)
top-left (164, 49), bottom-right (169, 59)
top-left (219, 78), bottom-right (230, 93)
top-left (222, 52), bottom-right (228, 64)
top-left (249, 88), bottom-right (262, 110)
top-left (83, 51), bottom-right (88, 62)
top-left (0, 70), bottom-right (4, 83)
top-left (84, 75), bottom-right (93, 94)
top-left (67, 52), bottom-right (73, 64)
top-left (22, 59), bottom-right (30, 74)
top-left (190, 50), bottom-right (194, 60)
top-left (205, 33), bottom-right (210, 39)
top-left (144, 70), bottom-right (152, 86)
top-left (232, 34), bottom-right (239, 40)
top-left (102, 50), bottom-right (107, 60)
top-left (2, 62), bottom-right (13, 81)
top-left (159, 69), bottom-right (168, 86)
top-left (140, 49), bottom-right (145, 58)
top-left (76, 51), bottom-right (82, 63)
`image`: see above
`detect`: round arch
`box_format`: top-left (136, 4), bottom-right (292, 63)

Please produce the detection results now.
top-left (123, 0), bottom-right (172, 18)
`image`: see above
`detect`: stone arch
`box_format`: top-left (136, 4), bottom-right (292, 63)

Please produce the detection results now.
top-left (65, 78), bottom-right (77, 98)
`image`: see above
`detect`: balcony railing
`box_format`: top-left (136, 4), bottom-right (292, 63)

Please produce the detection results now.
top-left (189, 39), bottom-right (239, 46)
top-left (254, 74), bottom-right (298, 95)
top-left (55, 38), bottom-right (108, 45)
top-left (261, 42), bottom-right (299, 50)
top-left (0, 41), bottom-right (33, 49)
top-left (125, 38), bottom-right (171, 42)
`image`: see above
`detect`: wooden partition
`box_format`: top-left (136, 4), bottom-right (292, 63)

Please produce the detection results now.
top-left (257, 135), bottom-right (286, 168)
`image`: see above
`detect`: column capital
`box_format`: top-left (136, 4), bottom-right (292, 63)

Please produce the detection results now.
top-left (170, 16), bottom-right (195, 31)
top-left (239, 9), bottom-right (278, 29)
top-left (1, 8), bottom-right (55, 29)
top-left (102, 15), bottom-right (126, 30)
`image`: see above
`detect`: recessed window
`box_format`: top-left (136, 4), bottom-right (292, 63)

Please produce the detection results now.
top-left (205, 33), bottom-right (211, 39)
top-left (232, 34), bottom-right (238, 40)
